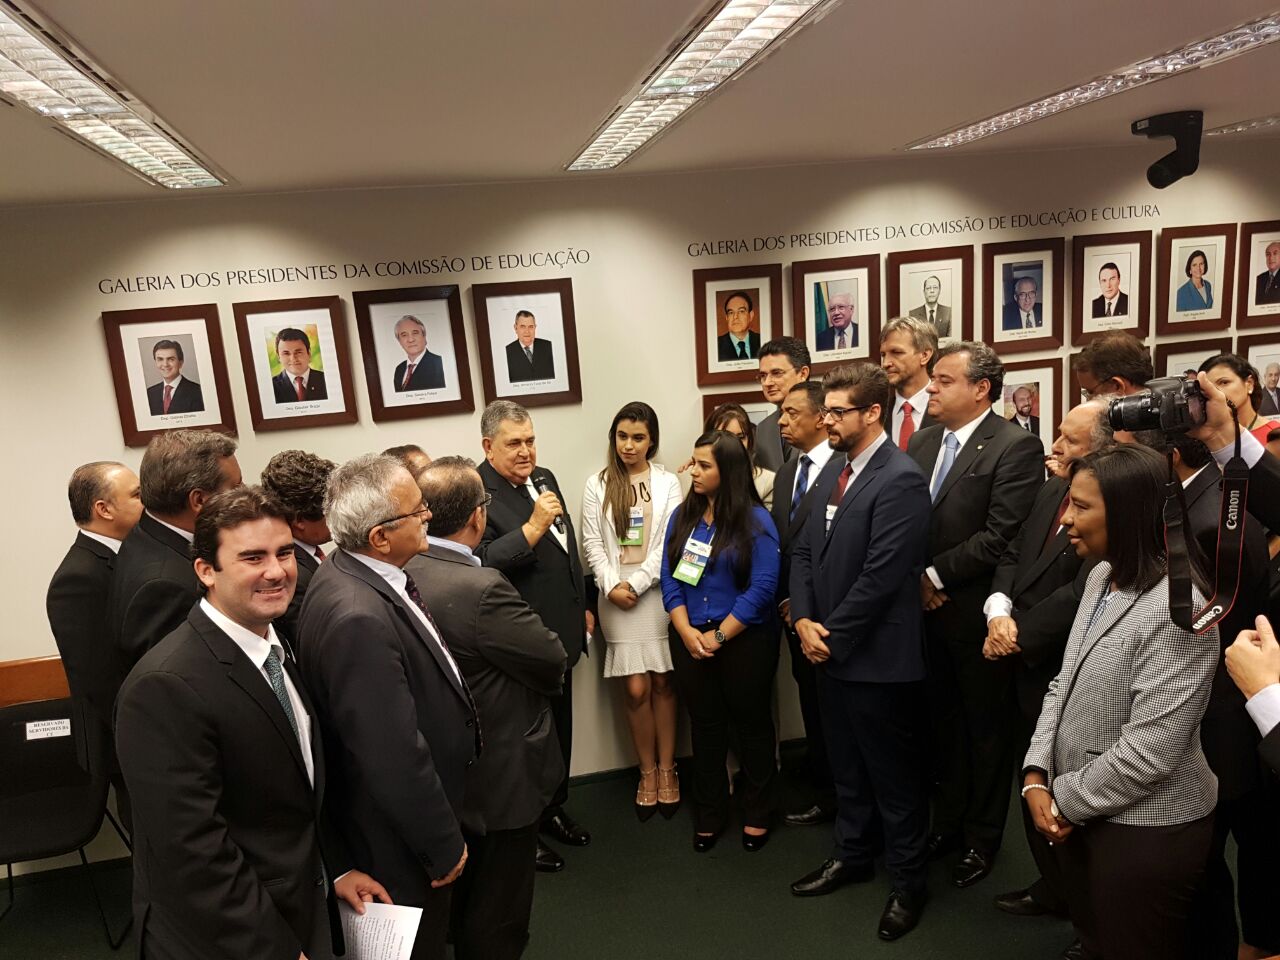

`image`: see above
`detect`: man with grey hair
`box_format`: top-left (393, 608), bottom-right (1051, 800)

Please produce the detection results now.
top-left (1002, 276), bottom-right (1042, 330)
top-left (906, 341), bottom-right (1043, 889)
top-left (298, 453), bottom-right (477, 960)
top-left (393, 315), bottom-right (446, 391)
top-left (879, 316), bottom-right (938, 450)
top-left (816, 290), bottom-right (858, 351)
top-left (1260, 361), bottom-right (1280, 415)
top-left (408, 456), bottom-right (566, 957)
top-left (476, 400), bottom-right (592, 872)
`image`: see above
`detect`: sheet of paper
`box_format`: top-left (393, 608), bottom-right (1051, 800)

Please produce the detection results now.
top-left (338, 901), bottom-right (422, 960)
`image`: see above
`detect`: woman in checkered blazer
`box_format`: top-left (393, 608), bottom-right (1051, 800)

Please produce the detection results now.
top-left (1021, 443), bottom-right (1218, 960)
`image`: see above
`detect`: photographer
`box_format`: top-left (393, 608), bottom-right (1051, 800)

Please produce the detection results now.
top-left (1190, 370), bottom-right (1280, 533)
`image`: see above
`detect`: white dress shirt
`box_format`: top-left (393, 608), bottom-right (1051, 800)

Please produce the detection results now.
top-left (198, 598), bottom-right (314, 786)
top-left (789, 438), bottom-right (836, 503)
top-left (80, 530), bottom-right (122, 553)
top-left (1246, 684), bottom-right (1280, 739)
top-left (1212, 429), bottom-right (1264, 469)
top-left (832, 433), bottom-right (888, 500)
top-left (893, 386), bottom-right (930, 445)
top-left (427, 536), bottom-right (480, 566)
top-left (926, 410), bottom-right (988, 589)
top-left (146, 510), bottom-right (194, 543)
top-left (522, 478), bottom-right (568, 552)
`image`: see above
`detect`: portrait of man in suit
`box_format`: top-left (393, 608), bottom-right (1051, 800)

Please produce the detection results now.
top-left (1005, 385), bottom-right (1040, 436)
top-left (1002, 276), bottom-right (1043, 331)
top-left (815, 289), bottom-right (858, 351)
top-left (908, 275), bottom-right (952, 338)
top-left (505, 309), bottom-right (557, 382)
top-left (1091, 262), bottom-right (1129, 318)
top-left (393, 314), bottom-right (447, 392)
top-left (146, 338), bottom-right (205, 416)
top-left (713, 290), bottom-right (760, 362)
top-left (270, 327), bottom-right (328, 404)
top-left (1256, 241), bottom-right (1280, 306)
top-left (1260, 361), bottom-right (1280, 416)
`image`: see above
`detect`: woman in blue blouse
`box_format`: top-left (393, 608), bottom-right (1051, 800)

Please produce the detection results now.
top-left (1175, 249), bottom-right (1213, 311)
top-left (661, 429), bottom-right (781, 853)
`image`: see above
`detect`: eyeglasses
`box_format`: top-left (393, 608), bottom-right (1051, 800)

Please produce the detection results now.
top-left (373, 502), bottom-right (430, 529)
top-left (755, 369), bottom-right (795, 383)
top-left (475, 492), bottom-right (493, 510)
top-left (819, 404), bottom-right (873, 421)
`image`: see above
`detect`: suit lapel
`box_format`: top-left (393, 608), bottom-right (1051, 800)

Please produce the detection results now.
top-left (1064, 579), bottom-right (1142, 688)
top-left (74, 531), bottom-right (116, 565)
top-left (822, 444), bottom-right (890, 551)
top-left (910, 426), bottom-right (942, 476)
top-left (935, 411), bottom-right (1000, 505)
top-left (140, 512), bottom-right (192, 561)
top-left (1011, 481), bottom-right (1069, 594)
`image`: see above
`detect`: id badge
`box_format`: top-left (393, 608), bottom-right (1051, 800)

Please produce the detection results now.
top-left (825, 503), bottom-right (838, 534)
top-left (673, 534), bottom-right (712, 586)
top-left (620, 506), bottom-right (644, 546)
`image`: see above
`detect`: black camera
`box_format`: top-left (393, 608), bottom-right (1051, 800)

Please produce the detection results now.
top-left (1107, 376), bottom-right (1206, 434)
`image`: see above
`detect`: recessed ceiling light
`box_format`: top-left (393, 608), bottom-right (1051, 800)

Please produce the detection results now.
top-left (0, 2), bottom-right (223, 188)
top-left (1206, 113), bottom-right (1280, 136)
top-left (568, 0), bottom-right (841, 171)
top-left (907, 13), bottom-right (1280, 151)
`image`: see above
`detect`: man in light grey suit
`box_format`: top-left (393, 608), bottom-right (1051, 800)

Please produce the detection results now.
top-left (407, 456), bottom-right (566, 960)
top-left (908, 276), bottom-right (952, 338)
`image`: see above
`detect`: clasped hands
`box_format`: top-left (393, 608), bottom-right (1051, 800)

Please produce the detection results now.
top-left (983, 615), bottom-right (1021, 660)
top-left (920, 574), bottom-right (948, 611)
top-left (1022, 773), bottom-right (1073, 845)
top-left (794, 618), bottom-right (831, 664)
top-left (681, 625), bottom-right (723, 660)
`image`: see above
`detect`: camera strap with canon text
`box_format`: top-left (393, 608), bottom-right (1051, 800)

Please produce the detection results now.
top-left (1164, 407), bottom-right (1249, 635)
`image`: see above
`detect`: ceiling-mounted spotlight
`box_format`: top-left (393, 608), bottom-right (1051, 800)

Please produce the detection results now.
top-left (1131, 110), bottom-right (1202, 189)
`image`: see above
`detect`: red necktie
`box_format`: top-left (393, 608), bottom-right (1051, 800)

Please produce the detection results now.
top-left (402, 362), bottom-right (417, 389)
top-left (1043, 492), bottom-right (1071, 553)
top-left (829, 461), bottom-right (853, 505)
top-left (294, 376), bottom-right (306, 402)
top-left (314, 545), bottom-right (324, 561)
top-left (162, 383), bottom-right (173, 414)
top-left (898, 401), bottom-right (915, 451)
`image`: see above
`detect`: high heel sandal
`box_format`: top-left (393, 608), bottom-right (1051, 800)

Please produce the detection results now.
top-left (656, 765), bottom-right (681, 819)
top-left (635, 766), bottom-right (658, 822)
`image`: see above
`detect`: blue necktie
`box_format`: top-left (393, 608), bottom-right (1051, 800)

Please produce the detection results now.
top-left (931, 432), bottom-right (959, 502)
top-left (789, 455), bottom-right (811, 521)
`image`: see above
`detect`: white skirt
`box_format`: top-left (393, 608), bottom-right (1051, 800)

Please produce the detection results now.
top-left (600, 562), bottom-right (674, 678)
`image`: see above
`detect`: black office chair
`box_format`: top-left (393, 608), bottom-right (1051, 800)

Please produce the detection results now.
top-left (0, 696), bottom-right (131, 949)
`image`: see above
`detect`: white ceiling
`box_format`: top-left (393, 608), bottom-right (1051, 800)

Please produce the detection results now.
top-left (2, 0), bottom-right (1278, 206)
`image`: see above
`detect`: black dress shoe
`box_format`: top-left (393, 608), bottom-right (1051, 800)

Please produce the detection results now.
top-left (877, 889), bottom-right (925, 941)
top-left (535, 840), bottom-right (564, 873)
top-left (741, 830), bottom-right (769, 852)
top-left (783, 804), bottom-right (836, 826)
top-left (790, 859), bottom-right (874, 897)
top-left (541, 811), bottom-right (591, 847)
top-left (1060, 939), bottom-right (1085, 960)
top-left (993, 887), bottom-right (1054, 917)
top-left (693, 832), bottom-right (720, 853)
top-left (925, 832), bottom-right (960, 861)
top-left (951, 848), bottom-right (995, 888)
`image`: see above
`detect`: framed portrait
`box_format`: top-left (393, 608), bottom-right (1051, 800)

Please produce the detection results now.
top-left (886, 244), bottom-right (973, 343)
top-left (352, 285), bottom-right (474, 422)
top-left (693, 264), bottom-right (783, 386)
top-left (232, 296), bottom-right (358, 432)
top-left (700, 390), bottom-right (776, 426)
top-left (472, 278), bottom-right (582, 407)
top-left (1156, 223), bottom-right (1235, 335)
top-left (102, 302), bottom-right (237, 447)
top-left (1001, 357), bottom-right (1062, 454)
top-left (790, 255), bottom-right (881, 375)
top-left (1152, 337), bottom-right (1232, 380)
top-left (1236, 220), bottom-right (1280, 328)
top-left (1236, 332), bottom-right (1280, 417)
top-left (1071, 231), bottom-right (1151, 344)
top-left (983, 237), bottom-right (1065, 353)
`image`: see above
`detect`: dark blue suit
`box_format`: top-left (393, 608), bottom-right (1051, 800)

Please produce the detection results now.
top-left (790, 438), bottom-right (932, 895)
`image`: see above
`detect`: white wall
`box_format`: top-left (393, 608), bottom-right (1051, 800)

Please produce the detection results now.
top-left (3, 140), bottom-right (1279, 820)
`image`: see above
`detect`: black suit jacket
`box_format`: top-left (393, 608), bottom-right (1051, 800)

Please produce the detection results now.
top-left (275, 546), bottom-right (319, 653)
top-left (109, 513), bottom-right (202, 677)
top-left (393, 350), bottom-right (446, 391)
top-left (1256, 269), bottom-right (1280, 305)
top-left (47, 533), bottom-right (127, 733)
top-left (115, 605), bottom-right (343, 960)
top-left (1008, 414), bottom-right (1040, 436)
top-left (754, 407), bottom-right (792, 472)
top-left (789, 441), bottom-right (932, 683)
top-left (505, 339), bottom-right (555, 382)
top-left (1246, 451), bottom-right (1280, 535)
top-left (297, 549), bottom-right (477, 901)
top-left (769, 451), bottom-right (826, 605)
top-left (716, 329), bottom-right (761, 361)
top-left (814, 325), bottom-right (857, 351)
top-left (271, 369), bottom-right (328, 404)
top-left (1260, 388), bottom-right (1280, 417)
top-left (408, 549), bottom-right (566, 833)
top-left (146, 377), bottom-right (204, 415)
top-left (907, 410), bottom-right (1045, 624)
top-left (475, 461), bottom-right (586, 668)
top-left (1090, 291), bottom-right (1129, 317)
top-left (1001, 302), bottom-right (1043, 331)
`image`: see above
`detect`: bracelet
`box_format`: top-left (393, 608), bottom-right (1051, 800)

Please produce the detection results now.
top-left (1020, 783), bottom-right (1050, 798)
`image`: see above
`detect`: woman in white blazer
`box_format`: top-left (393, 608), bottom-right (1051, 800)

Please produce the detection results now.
top-left (582, 402), bottom-right (684, 820)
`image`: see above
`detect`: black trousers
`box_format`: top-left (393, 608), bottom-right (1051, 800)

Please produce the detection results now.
top-left (1056, 814), bottom-right (1214, 960)
top-left (1012, 659), bottom-right (1069, 913)
top-left (543, 666), bottom-right (573, 817)
top-left (784, 624), bottom-right (833, 798)
top-left (451, 823), bottom-right (539, 960)
top-left (818, 673), bottom-right (928, 896)
top-left (410, 885), bottom-right (453, 960)
top-left (925, 614), bottom-right (1015, 852)
top-left (668, 621), bottom-right (779, 834)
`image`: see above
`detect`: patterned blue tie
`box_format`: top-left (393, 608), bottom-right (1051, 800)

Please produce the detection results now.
top-left (931, 432), bottom-right (960, 502)
top-left (789, 455), bottom-right (811, 521)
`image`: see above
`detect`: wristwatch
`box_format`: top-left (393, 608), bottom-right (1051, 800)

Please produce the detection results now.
top-left (714, 629), bottom-right (727, 645)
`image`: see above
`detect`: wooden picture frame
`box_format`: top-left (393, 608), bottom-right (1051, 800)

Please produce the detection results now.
top-left (1235, 332), bottom-right (1280, 417)
top-left (693, 264), bottom-right (783, 386)
top-left (1070, 230), bottom-right (1152, 345)
top-left (472, 278), bottom-right (582, 408)
top-left (232, 295), bottom-right (359, 432)
top-left (1235, 220), bottom-right (1280, 328)
top-left (1001, 357), bottom-right (1063, 454)
top-left (886, 244), bottom-right (973, 342)
top-left (352, 285), bottom-right (474, 422)
top-left (790, 254), bottom-right (881, 375)
top-left (983, 237), bottom-right (1065, 353)
top-left (1156, 223), bottom-right (1236, 335)
top-left (700, 390), bottom-right (775, 425)
top-left (1153, 337), bottom-right (1233, 379)
top-left (102, 302), bottom-right (237, 447)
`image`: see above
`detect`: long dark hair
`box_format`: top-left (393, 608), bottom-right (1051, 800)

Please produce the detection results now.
top-left (666, 430), bottom-right (762, 588)
top-left (598, 401), bottom-right (660, 540)
top-left (704, 402), bottom-right (757, 464)
top-left (1071, 443), bottom-right (1207, 593)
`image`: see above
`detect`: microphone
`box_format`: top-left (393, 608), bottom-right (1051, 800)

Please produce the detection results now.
top-left (534, 475), bottom-right (566, 534)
